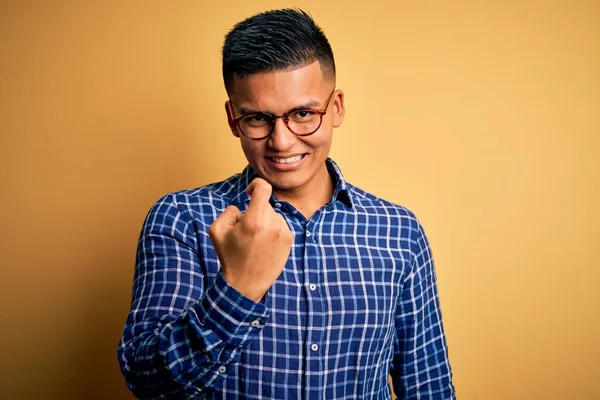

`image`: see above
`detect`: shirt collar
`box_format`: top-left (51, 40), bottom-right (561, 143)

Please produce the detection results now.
top-left (231, 158), bottom-right (353, 208)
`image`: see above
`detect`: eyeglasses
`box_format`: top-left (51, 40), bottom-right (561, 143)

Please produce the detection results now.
top-left (228, 90), bottom-right (336, 140)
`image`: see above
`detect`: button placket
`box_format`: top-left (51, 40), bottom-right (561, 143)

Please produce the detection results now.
top-left (303, 214), bottom-right (325, 394)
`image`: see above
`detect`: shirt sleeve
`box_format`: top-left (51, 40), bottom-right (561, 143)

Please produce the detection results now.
top-left (390, 218), bottom-right (456, 399)
top-left (117, 194), bottom-right (270, 399)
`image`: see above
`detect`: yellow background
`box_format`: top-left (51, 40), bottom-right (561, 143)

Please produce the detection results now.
top-left (1, 1), bottom-right (598, 399)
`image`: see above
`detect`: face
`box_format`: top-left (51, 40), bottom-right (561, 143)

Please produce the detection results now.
top-left (225, 61), bottom-right (345, 196)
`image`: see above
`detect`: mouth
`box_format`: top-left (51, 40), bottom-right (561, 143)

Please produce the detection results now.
top-left (266, 153), bottom-right (308, 170)
top-left (268, 154), bottom-right (306, 164)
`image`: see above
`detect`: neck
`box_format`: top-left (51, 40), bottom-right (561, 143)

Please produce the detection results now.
top-left (273, 164), bottom-right (334, 220)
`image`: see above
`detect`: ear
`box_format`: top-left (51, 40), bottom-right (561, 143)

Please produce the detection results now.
top-left (225, 101), bottom-right (240, 138)
top-left (331, 90), bottom-right (345, 128)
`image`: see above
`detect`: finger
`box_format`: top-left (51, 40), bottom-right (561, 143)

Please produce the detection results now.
top-left (219, 205), bottom-right (243, 227)
top-left (245, 178), bottom-right (273, 216)
top-left (209, 205), bottom-right (242, 239)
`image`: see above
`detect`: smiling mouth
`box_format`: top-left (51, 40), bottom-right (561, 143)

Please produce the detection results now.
top-left (268, 154), bottom-right (307, 164)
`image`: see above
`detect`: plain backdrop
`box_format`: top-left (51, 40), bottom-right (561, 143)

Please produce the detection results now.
top-left (1, 1), bottom-right (599, 399)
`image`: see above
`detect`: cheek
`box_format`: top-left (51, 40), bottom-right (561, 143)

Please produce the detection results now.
top-left (240, 141), bottom-right (265, 166)
top-left (307, 131), bottom-right (333, 152)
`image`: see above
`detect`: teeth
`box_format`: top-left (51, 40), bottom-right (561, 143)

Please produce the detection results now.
top-left (272, 155), bottom-right (303, 164)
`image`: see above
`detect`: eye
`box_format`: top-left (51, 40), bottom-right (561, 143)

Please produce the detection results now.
top-left (291, 110), bottom-right (317, 120)
top-left (246, 114), bottom-right (267, 122)
top-left (241, 113), bottom-right (271, 127)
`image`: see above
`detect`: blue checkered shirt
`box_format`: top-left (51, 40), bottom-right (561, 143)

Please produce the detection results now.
top-left (118, 159), bottom-right (455, 399)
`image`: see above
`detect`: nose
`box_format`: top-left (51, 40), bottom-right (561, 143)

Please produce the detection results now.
top-left (268, 118), bottom-right (296, 152)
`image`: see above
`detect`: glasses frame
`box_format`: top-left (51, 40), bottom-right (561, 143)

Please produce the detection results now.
top-left (228, 89), bottom-right (336, 140)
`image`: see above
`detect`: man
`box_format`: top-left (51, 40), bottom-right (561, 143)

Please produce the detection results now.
top-left (118, 8), bottom-right (455, 399)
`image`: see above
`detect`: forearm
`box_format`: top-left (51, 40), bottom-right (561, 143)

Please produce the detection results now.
top-left (391, 294), bottom-right (455, 399)
top-left (391, 218), bottom-right (455, 399)
top-left (118, 272), bottom-right (269, 399)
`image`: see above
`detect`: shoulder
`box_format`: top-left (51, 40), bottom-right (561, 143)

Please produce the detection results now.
top-left (346, 182), bottom-right (419, 224)
top-left (345, 182), bottom-right (428, 246)
top-left (169, 174), bottom-right (240, 207)
top-left (144, 173), bottom-right (242, 225)
top-left (345, 183), bottom-right (433, 268)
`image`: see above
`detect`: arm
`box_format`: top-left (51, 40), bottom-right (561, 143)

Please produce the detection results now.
top-left (117, 194), bottom-right (269, 399)
top-left (390, 219), bottom-right (456, 399)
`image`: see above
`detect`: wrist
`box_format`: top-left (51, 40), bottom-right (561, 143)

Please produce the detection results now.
top-left (222, 270), bottom-right (268, 302)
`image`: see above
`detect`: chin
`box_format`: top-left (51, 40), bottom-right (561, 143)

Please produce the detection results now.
top-left (251, 158), bottom-right (322, 192)
top-left (266, 177), bottom-right (305, 192)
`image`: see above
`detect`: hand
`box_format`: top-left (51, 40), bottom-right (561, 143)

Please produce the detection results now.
top-left (208, 178), bottom-right (294, 302)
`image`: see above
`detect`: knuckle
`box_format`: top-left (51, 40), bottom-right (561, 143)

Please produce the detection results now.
top-left (225, 205), bottom-right (238, 213)
top-left (256, 178), bottom-right (272, 192)
top-left (208, 219), bottom-right (221, 233)
top-left (208, 224), bottom-right (218, 239)
top-left (243, 220), bottom-right (261, 235)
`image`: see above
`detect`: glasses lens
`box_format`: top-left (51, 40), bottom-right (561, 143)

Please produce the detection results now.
top-left (238, 110), bottom-right (323, 139)
top-left (288, 110), bottom-right (322, 135)
top-left (239, 113), bottom-right (273, 139)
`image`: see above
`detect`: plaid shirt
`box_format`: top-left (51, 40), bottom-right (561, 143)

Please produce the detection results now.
top-left (118, 159), bottom-right (455, 399)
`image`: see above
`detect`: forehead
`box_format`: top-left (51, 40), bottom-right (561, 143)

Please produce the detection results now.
top-left (229, 61), bottom-right (328, 111)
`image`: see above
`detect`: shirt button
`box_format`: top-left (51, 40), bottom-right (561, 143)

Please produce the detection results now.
top-left (311, 344), bottom-right (319, 351)
top-left (309, 283), bottom-right (316, 291)
top-left (274, 202), bottom-right (282, 208)
top-left (250, 320), bottom-right (260, 327)
top-left (306, 230), bottom-right (311, 237)
top-left (218, 366), bottom-right (226, 373)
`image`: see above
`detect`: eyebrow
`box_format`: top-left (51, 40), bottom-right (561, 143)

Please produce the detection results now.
top-left (238, 99), bottom-right (323, 115)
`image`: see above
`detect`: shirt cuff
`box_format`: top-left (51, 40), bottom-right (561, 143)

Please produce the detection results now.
top-left (197, 271), bottom-right (270, 348)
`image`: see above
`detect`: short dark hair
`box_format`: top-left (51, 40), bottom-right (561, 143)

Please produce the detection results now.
top-left (222, 8), bottom-right (336, 95)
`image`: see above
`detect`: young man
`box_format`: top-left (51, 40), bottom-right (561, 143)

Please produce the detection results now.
top-left (118, 8), bottom-right (455, 400)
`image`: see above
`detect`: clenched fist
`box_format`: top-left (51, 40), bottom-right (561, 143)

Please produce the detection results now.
top-left (208, 178), bottom-right (294, 302)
